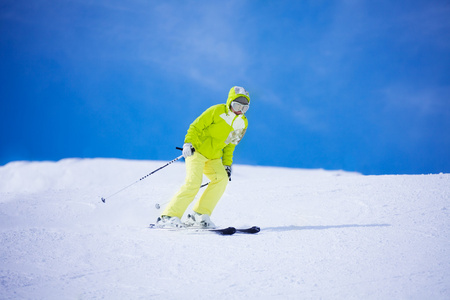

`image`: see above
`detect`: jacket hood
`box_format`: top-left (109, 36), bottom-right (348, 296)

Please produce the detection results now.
top-left (226, 86), bottom-right (250, 112)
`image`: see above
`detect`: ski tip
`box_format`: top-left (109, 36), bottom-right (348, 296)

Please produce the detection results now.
top-left (235, 226), bottom-right (261, 234)
top-left (252, 226), bottom-right (261, 233)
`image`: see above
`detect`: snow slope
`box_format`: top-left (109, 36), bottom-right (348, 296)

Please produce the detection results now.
top-left (0, 158), bottom-right (449, 299)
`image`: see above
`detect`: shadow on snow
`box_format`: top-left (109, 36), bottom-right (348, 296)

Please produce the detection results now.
top-left (263, 224), bottom-right (391, 232)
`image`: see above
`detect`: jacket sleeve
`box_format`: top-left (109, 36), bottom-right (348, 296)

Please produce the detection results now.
top-left (184, 106), bottom-right (215, 147)
top-left (222, 143), bottom-right (236, 166)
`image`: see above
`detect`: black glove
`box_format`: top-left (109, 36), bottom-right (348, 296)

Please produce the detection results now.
top-left (225, 165), bottom-right (232, 181)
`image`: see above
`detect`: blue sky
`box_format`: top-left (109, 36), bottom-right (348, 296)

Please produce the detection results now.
top-left (1, 0), bottom-right (449, 175)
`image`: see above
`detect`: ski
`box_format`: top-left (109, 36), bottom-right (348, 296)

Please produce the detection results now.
top-left (149, 224), bottom-right (236, 235)
top-left (189, 226), bottom-right (260, 235)
top-left (149, 224), bottom-right (260, 235)
top-left (236, 226), bottom-right (260, 234)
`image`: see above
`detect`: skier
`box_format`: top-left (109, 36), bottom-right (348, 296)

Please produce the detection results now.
top-left (156, 86), bottom-right (250, 229)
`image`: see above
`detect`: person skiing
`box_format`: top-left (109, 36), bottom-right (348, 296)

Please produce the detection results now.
top-left (156, 86), bottom-right (250, 229)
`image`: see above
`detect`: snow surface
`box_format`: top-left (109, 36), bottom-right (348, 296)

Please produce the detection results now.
top-left (0, 158), bottom-right (449, 299)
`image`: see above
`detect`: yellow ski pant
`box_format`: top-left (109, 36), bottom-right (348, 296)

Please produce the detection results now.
top-left (162, 151), bottom-right (229, 218)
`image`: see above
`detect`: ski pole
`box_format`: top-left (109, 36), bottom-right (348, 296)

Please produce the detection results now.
top-left (153, 146), bottom-right (211, 209)
top-left (101, 154), bottom-right (184, 203)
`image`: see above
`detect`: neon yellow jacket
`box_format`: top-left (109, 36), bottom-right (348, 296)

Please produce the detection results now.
top-left (184, 86), bottom-right (250, 166)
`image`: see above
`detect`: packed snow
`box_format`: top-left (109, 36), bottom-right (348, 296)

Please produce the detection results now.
top-left (0, 158), bottom-right (449, 299)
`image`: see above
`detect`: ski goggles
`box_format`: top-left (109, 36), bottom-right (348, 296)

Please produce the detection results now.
top-left (231, 100), bottom-right (250, 113)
